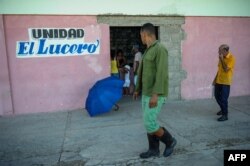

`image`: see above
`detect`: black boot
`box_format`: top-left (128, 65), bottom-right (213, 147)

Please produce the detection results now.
top-left (218, 114), bottom-right (228, 121)
top-left (140, 134), bottom-right (160, 158)
top-left (159, 127), bottom-right (177, 157)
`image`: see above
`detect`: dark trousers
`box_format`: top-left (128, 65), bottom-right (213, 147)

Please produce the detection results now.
top-left (214, 84), bottom-right (230, 115)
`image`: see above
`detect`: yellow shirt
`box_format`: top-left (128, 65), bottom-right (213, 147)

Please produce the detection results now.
top-left (111, 59), bottom-right (118, 74)
top-left (216, 52), bottom-right (235, 85)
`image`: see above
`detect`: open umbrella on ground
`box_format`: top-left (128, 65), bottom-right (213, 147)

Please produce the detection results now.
top-left (85, 76), bottom-right (124, 117)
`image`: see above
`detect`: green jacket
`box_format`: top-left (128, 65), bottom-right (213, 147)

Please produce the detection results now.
top-left (135, 40), bottom-right (168, 97)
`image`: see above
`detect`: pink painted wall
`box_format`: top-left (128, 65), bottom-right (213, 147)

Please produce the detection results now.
top-left (4, 15), bottom-right (110, 114)
top-left (182, 17), bottom-right (250, 99)
top-left (0, 15), bottom-right (13, 115)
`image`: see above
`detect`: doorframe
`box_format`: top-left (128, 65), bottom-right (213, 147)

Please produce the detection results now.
top-left (98, 16), bottom-right (186, 99)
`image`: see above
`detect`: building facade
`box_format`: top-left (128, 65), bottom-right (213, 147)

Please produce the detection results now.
top-left (0, 0), bottom-right (250, 115)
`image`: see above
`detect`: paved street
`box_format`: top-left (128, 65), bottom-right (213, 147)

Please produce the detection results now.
top-left (0, 96), bottom-right (250, 166)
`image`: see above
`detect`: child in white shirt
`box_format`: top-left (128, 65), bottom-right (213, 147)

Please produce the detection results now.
top-left (123, 65), bottom-right (131, 95)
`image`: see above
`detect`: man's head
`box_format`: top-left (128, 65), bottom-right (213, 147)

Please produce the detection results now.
top-left (140, 23), bottom-right (156, 45)
top-left (219, 44), bottom-right (229, 57)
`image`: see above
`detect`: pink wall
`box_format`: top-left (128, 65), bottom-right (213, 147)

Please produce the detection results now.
top-left (182, 17), bottom-right (250, 99)
top-left (0, 15), bottom-right (13, 115)
top-left (2, 16), bottom-right (249, 115)
top-left (3, 15), bottom-right (110, 115)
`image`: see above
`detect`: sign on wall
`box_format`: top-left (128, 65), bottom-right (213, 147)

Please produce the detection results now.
top-left (16, 28), bottom-right (100, 58)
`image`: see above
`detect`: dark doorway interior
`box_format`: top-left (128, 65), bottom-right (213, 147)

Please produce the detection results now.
top-left (110, 26), bottom-right (158, 66)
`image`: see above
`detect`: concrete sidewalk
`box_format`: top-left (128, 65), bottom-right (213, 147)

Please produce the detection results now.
top-left (0, 96), bottom-right (250, 166)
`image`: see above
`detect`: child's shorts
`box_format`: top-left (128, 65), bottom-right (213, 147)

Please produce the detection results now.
top-left (123, 80), bottom-right (130, 88)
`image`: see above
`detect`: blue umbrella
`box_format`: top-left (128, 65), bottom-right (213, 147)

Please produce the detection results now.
top-left (85, 76), bottom-right (124, 117)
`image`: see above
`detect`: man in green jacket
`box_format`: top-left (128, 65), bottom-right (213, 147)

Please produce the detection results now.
top-left (133, 23), bottom-right (176, 158)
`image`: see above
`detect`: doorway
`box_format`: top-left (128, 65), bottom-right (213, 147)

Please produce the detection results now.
top-left (110, 26), bottom-right (158, 66)
top-left (98, 16), bottom-right (186, 99)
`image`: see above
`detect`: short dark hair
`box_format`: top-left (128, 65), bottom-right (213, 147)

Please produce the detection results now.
top-left (110, 49), bottom-right (116, 59)
top-left (219, 44), bottom-right (230, 52)
top-left (141, 23), bottom-right (156, 35)
top-left (117, 49), bottom-right (123, 54)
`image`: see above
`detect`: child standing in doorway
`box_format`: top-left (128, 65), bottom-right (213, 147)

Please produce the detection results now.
top-left (110, 49), bottom-right (119, 78)
top-left (123, 64), bottom-right (131, 95)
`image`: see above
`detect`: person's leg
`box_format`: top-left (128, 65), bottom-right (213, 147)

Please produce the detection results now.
top-left (125, 87), bottom-right (129, 95)
top-left (214, 84), bottom-right (223, 115)
top-left (156, 127), bottom-right (177, 157)
top-left (142, 96), bottom-right (165, 134)
top-left (139, 133), bottom-right (160, 158)
top-left (146, 97), bottom-right (176, 157)
top-left (150, 124), bottom-right (176, 157)
top-left (140, 95), bottom-right (162, 158)
top-left (134, 75), bottom-right (138, 86)
top-left (122, 87), bottom-right (126, 95)
top-left (123, 80), bottom-right (129, 95)
top-left (218, 85), bottom-right (230, 121)
top-left (141, 96), bottom-right (176, 158)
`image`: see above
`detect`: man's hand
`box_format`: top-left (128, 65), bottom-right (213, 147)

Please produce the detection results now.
top-left (133, 91), bottom-right (139, 100)
top-left (219, 54), bottom-right (224, 59)
top-left (219, 54), bottom-right (229, 72)
top-left (149, 94), bottom-right (158, 108)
